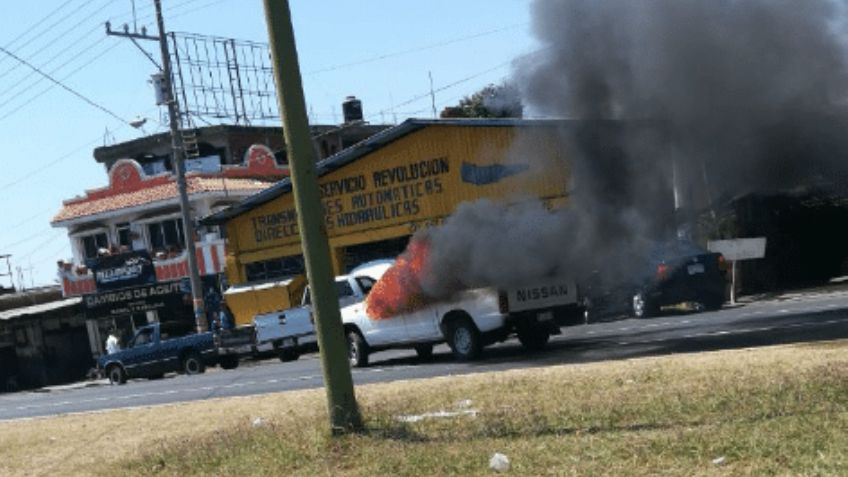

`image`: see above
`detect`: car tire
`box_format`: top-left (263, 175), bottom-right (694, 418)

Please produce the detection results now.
top-left (446, 318), bottom-right (481, 361)
top-left (219, 354), bottom-right (240, 370)
top-left (107, 364), bottom-right (126, 385)
top-left (346, 330), bottom-right (370, 368)
top-left (631, 292), bottom-right (658, 319)
top-left (414, 344), bottom-right (434, 361)
top-left (279, 348), bottom-right (300, 362)
top-left (182, 351), bottom-right (206, 375)
top-left (517, 326), bottom-right (551, 351)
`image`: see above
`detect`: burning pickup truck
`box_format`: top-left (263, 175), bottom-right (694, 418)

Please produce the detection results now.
top-left (312, 257), bottom-right (583, 367)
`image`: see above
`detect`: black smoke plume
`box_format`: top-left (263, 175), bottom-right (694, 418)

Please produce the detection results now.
top-left (421, 0), bottom-right (848, 295)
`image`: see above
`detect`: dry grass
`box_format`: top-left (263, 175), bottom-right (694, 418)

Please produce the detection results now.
top-left (1, 340), bottom-right (847, 476)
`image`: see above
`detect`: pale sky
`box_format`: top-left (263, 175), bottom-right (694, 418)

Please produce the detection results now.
top-left (0, 0), bottom-right (537, 288)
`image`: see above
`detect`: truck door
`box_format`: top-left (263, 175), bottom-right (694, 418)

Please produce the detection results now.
top-left (125, 326), bottom-right (158, 378)
top-left (400, 306), bottom-right (440, 342)
top-left (350, 276), bottom-right (413, 346)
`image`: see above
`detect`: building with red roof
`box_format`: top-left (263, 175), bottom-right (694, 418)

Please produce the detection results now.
top-left (50, 122), bottom-right (388, 352)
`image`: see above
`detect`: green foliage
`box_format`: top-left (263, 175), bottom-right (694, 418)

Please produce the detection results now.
top-left (440, 82), bottom-right (523, 119)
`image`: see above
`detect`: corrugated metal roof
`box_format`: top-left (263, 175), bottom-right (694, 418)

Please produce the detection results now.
top-left (200, 118), bottom-right (568, 225)
top-left (0, 297), bottom-right (82, 321)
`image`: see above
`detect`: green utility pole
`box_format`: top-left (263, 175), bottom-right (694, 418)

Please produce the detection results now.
top-left (262, 0), bottom-right (362, 433)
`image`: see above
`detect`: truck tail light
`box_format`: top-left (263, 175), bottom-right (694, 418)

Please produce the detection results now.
top-left (498, 291), bottom-right (509, 314)
top-left (656, 263), bottom-right (669, 281)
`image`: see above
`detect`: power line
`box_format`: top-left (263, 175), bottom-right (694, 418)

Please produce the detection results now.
top-left (0, 39), bottom-right (119, 121)
top-left (31, 242), bottom-right (73, 267)
top-left (167, 0), bottom-right (234, 21)
top-left (0, 104), bottom-right (158, 193)
top-left (372, 60), bottom-right (514, 118)
top-left (0, 15), bottom-right (108, 93)
top-left (0, 44), bottom-right (129, 125)
top-left (306, 23), bottom-right (527, 75)
top-left (0, 34), bottom-right (111, 111)
top-left (369, 48), bottom-right (550, 120)
top-left (0, 0), bottom-right (83, 69)
top-left (0, 228), bottom-right (57, 252)
top-left (0, 0), bottom-right (163, 96)
top-left (0, 0), bottom-right (106, 80)
top-left (16, 230), bottom-right (66, 261)
top-left (1, 206), bottom-right (60, 234)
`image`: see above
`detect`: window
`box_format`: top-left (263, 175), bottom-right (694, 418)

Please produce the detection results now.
top-left (148, 219), bottom-right (185, 254)
top-left (81, 233), bottom-right (109, 260)
top-left (245, 256), bottom-right (304, 282)
top-left (336, 280), bottom-right (354, 298)
top-left (356, 276), bottom-right (376, 296)
top-left (117, 223), bottom-right (132, 249)
top-left (131, 328), bottom-right (154, 347)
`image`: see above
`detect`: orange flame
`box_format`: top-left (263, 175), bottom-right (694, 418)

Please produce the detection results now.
top-left (365, 238), bottom-right (433, 319)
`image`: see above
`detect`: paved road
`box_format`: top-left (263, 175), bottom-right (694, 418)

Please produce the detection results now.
top-left (3, 289), bottom-right (848, 421)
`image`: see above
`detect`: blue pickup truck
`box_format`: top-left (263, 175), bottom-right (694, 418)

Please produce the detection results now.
top-left (98, 321), bottom-right (219, 385)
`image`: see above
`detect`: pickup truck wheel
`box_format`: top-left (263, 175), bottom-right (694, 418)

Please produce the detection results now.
top-left (517, 326), bottom-right (551, 351)
top-left (182, 352), bottom-right (206, 375)
top-left (446, 319), bottom-right (481, 361)
top-left (219, 355), bottom-right (239, 370)
top-left (414, 344), bottom-right (434, 361)
top-left (346, 330), bottom-right (369, 368)
top-left (279, 348), bottom-right (300, 362)
top-left (107, 365), bottom-right (126, 385)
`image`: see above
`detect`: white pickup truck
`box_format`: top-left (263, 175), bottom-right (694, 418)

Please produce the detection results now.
top-left (287, 260), bottom-right (583, 367)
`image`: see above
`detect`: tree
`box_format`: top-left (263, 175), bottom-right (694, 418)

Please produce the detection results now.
top-left (440, 82), bottom-right (524, 119)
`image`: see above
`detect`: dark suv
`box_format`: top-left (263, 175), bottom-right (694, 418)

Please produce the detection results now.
top-left (581, 240), bottom-right (728, 320)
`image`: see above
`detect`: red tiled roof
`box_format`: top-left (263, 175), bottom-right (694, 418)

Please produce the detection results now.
top-left (52, 177), bottom-right (272, 224)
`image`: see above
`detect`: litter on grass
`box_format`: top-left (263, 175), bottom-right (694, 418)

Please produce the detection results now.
top-left (489, 452), bottom-right (510, 472)
top-left (396, 409), bottom-right (479, 423)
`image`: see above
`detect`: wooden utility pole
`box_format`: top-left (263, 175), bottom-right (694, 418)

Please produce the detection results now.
top-left (107, 0), bottom-right (211, 331)
top-left (262, 0), bottom-right (362, 433)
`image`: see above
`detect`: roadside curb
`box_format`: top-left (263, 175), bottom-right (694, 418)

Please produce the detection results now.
top-left (33, 379), bottom-right (109, 393)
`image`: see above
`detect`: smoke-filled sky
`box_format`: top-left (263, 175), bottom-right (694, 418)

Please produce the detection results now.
top-left (422, 0), bottom-right (848, 295)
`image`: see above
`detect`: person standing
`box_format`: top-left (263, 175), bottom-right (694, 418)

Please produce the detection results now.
top-left (205, 286), bottom-right (223, 331)
top-left (105, 328), bottom-right (121, 354)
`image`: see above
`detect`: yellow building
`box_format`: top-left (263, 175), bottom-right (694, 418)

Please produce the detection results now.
top-left (202, 119), bottom-right (572, 325)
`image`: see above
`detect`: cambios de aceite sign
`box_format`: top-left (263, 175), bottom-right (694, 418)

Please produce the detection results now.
top-left (83, 281), bottom-right (186, 319)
